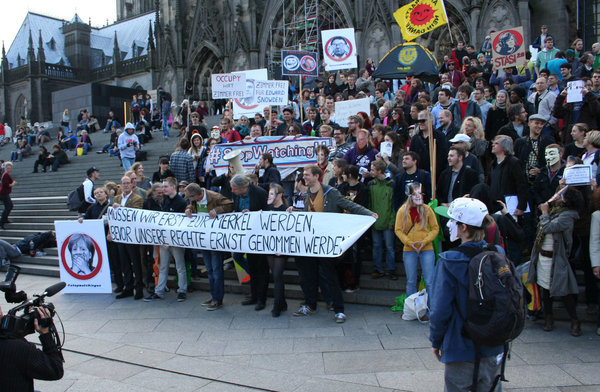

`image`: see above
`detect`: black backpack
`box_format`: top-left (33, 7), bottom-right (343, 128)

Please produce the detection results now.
top-left (66, 184), bottom-right (85, 211)
top-left (456, 244), bottom-right (525, 391)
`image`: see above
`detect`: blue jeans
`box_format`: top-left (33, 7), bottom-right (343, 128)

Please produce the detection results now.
top-left (372, 229), bottom-right (395, 273)
top-left (122, 157), bottom-right (135, 171)
top-left (202, 250), bottom-right (224, 302)
top-left (403, 250), bottom-right (435, 296)
top-left (162, 117), bottom-right (170, 138)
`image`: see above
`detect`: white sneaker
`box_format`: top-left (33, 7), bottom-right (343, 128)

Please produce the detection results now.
top-left (334, 313), bottom-right (346, 323)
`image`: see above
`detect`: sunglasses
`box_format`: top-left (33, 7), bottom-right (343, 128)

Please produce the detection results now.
top-left (416, 119), bottom-right (427, 123)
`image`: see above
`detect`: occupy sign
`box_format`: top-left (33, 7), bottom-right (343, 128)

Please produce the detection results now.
top-left (208, 136), bottom-right (333, 176)
top-left (211, 73), bottom-right (246, 99)
top-left (107, 208), bottom-right (375, 258)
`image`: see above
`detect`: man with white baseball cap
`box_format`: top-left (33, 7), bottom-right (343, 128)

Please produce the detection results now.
top-left (448, 133), bottom-right (484, 183)
top-left (430, 197), bottom-right (505, 391)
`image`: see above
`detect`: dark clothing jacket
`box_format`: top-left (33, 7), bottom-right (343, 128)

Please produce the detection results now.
top-left (436, 123), bottom-right (460, 144)
top-left (257, 165), bottom-right (282, 190)
top-left (514, 135), bottom-right (555, 172)
top-left (436, 165), bottom-right (479, 204)
top-left (553, 92), bottom-right (600, 144)
top-left (532, 164), bottom-right (565, 206)
top-left (161, 193), bottom-right (187, 213)
top-left (498, 122), bottom-right (528, 141)
top-left (484, 107), bottom-right (509, 141)
top-left (0, 333), bottom-right (64, 392)
top-left (83, 201), bottom-right (109, 219)
top-left (409, 129), bottom-right (448, 178)
top-left (393, 169), bottom-right (432, 211)
top-left (232, 184), bottom-right (268, 212)
top-left (488, 155), bottom-right (529, 212)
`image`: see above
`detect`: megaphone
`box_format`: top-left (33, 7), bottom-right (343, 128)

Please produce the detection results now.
top-left (224, 149), bottom-right (246, 175)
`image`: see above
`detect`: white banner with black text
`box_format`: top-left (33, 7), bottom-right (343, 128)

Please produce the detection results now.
top-left (107, 208), bottom-right (375, 258)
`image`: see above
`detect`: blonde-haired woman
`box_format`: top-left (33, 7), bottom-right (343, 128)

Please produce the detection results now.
top-left (460, 116), bottom-right (488, 161)
top-left (395, 182), bottom-right (439, 296)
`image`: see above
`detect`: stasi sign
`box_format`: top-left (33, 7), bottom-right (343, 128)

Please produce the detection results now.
top-left (490, 26), bottom-right (527, 69)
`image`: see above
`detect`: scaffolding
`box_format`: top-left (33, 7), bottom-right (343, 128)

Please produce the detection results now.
top-left (267, 0), bottom-right (345, 77)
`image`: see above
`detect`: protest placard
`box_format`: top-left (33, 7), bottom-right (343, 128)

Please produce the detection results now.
top-left (379, 142), bottom-right (393, 158)
top-left (232, 68), bottom-right (269, 119)
top-left (250, 80), bottom-right (289, 106)
top-left (564, 164), bottom-right (591, 185)
top-left (211, 73), bottom-right (246, 99)
top-left (208, 136), bottom-right (333, 177)
top-left (334, 98), bottom-right (370, 127)
top-left (490, 27), bottom-right (526, 69)
top-left (282, 50), bottom-right (319, 76)
top-left (566, 80), bottom-right (585, 103)
top-left (321, 28), bottom-right (357, 71)
top-left (107, 208), bottom-right (375, 258)
top-left (54, 220), bottom-right (112, 294)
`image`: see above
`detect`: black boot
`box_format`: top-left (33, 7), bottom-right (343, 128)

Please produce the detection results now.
top-left (541, 288), bottom-right (553, 332)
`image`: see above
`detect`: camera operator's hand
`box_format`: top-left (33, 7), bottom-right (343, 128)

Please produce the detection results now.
top-left (34, 307), bottom-right (51, 335)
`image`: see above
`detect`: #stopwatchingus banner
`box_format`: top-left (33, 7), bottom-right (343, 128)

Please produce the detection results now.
top-left (208, 135), bottom-right (333, 178)
top-left (107, 208), bottom-right (375, 258)
top-left (54, 220), bottom-right (112, 294)
top-left (321, 28), bottom-right (358, 71)
top-left (281, 50), bottom-right (319, 76)
top-left (490, 26), bottom-right (527, 69)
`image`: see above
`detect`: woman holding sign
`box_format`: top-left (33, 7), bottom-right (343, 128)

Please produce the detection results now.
top-left (527, 187), bottom-right (584, 336)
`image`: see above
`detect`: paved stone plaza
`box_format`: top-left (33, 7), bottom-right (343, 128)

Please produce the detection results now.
top-left (9, 275), bottom-right (600, 391)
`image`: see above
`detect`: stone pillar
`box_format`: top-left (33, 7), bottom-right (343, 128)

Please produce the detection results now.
top-left (518, 0), bottom-right (531, 47)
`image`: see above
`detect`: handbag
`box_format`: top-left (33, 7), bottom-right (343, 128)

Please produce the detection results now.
top-left (402, 288), bottom-right (429, 321)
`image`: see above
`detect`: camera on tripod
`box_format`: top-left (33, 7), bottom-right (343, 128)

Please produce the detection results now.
top-left (0, 265), bottom-right (65, 339)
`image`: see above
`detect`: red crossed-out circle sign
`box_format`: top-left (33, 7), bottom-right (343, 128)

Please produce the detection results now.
top-left (325, 36), bottom-right (352, 62)
top-left (60, 233), bottom-right (103, 280)
top-left (300, 55), bottom-right (317, 72)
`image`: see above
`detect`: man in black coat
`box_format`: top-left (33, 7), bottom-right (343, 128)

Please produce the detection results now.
top-left (514, 114), bottom-right (556, 183)
top-left (488, 135), bottom-right (529, 215)
top-left (409, 110), bottom-right (448, 179)
top-left (437, 146), bottom-right (479, 206)
top-left (254, 152), bottom-right (281, 190)
top-left (230, 174), bottom-right (270, 310)
top-left (0, 305), bottom-right (64, 391)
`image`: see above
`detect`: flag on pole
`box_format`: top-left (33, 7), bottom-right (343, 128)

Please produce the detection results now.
top-left (394, 0), bottom-right (449, 42)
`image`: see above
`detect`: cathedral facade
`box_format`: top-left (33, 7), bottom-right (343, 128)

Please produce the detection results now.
top-left (149, 0), bottom-right (581, 102)
top-left (1, 0), bottom-right (594, 126)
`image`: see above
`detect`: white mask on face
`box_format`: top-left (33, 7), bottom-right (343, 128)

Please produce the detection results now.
top-left (544, 147), bottom-right (560, 166)
top-left (447, 220), bottom-right (459, 242)
top-left (411, 192), bottom-right (423, 205)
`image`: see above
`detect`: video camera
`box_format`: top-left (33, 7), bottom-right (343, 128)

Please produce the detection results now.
top-left (0, 266), bottom-right (65, 339)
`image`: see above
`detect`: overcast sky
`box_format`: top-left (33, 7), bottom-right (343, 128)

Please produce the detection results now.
top-left (2, 2), bottom-right (117, 48)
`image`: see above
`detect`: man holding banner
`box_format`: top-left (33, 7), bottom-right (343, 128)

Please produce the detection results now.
top-left (184, 183), bottom-right (234, 311)
top-left (230, 174), bottom-right (269, 310)
top-left (145, 177), bottom-right (189, 302)
top-left (289, 165), bottom-right (377, 323)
